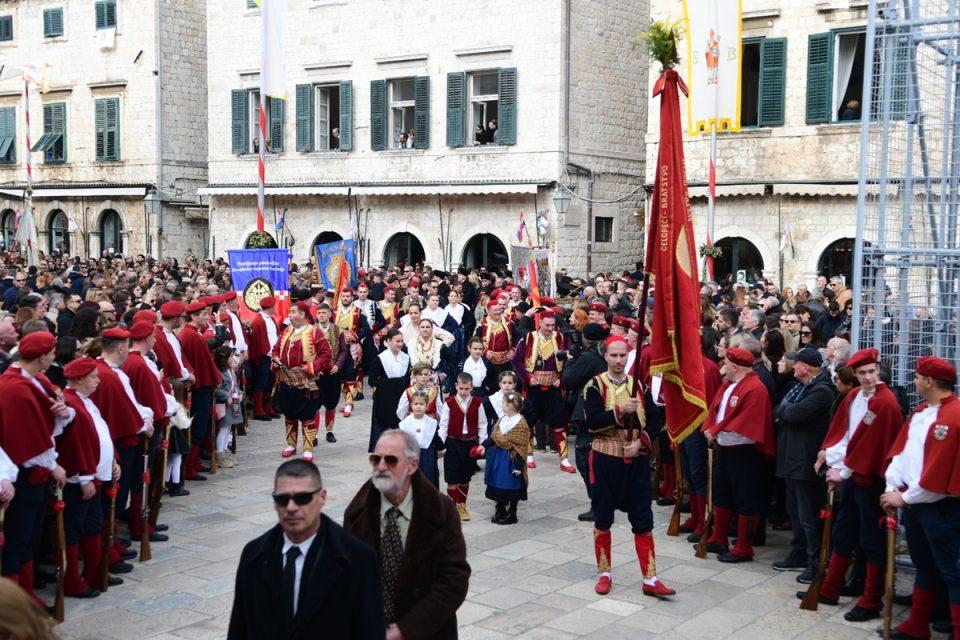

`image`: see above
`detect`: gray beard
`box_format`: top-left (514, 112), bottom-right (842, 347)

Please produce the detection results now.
top-left (372, 474), bottom-right (399, 495)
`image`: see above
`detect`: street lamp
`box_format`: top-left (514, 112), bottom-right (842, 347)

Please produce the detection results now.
top-left (552, 186), bottom-right (572, 215)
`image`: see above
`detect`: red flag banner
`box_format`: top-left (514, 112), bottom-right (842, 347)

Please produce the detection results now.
top-left (528, 259), bottom-right (542, 308)
top-left (645, 69), bottom-right (708, 444)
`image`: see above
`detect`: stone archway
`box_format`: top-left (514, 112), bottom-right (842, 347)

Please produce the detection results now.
top-left (383, 232), bottom-right (425, 268)
top-left (461, 233), bottom-right (509, 270)
top-left (714, 236), bottom-right (765, 284)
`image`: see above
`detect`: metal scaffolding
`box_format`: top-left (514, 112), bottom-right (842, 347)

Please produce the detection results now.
top-left (852, 0), bottom-right (960, 395)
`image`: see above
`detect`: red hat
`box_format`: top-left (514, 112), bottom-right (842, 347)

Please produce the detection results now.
top-left (205, 295), bottom-right (223, 306)
top-left (541, 297), bottom-right (556, 306)
top-left (589, 303), bottom-right (608, 314)
top-left (64, 357), bottom-right (98, 380)
top-left (102, 327), bottom-right (131, 341)
top-left (341, 287), bottom-right (354, 295)
top-left (185, 301), bottom-right (206, 314)
top-left (846, 347), bottom-right (879, 371)
top-left (508, 285), bottom-right (522, 293)
top-left (916, 356), bottom-right (957, 382)
top-left (129, 321), bottom-right (155, 341)
top-left (222, 290), bottom-right (238, 302)
top-left (538, 309), bottom-right (556, 320)
top-left (489, 288), bottom-right (501, 300)
top-left (132, 309), bottom-right (158, 325)
top-left (486, 299), bottom-right (500, 310)
top-left (357, 270), bottom-right (367, 279)
top-left (611, 316), bottom-right (631, 329)
top-left (295, 301), bottom-right (314, 319)
top-left (408, 278), bottom-right (420, 287)
top-left (628, 319), bottom-right (641, 333)
top-left (725, 347), bottom-right (754, 367)
top-left (19, 332), bottom-right (55, 359)
top-left (259, 296), bottom-right (276, 310)
top-left (605, 335), bottom-right (628, 348)
top-left (159, 301), bottom-right (185, 318)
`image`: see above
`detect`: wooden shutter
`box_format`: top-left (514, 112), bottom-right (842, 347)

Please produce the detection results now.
top-left (295, 84), bottom-right (313, 152)
top-left (44, 8), bottom-right (64, 37)
top-left (0, 107), bottom-right (15, 163)
top-left (95, 99), bottom-right (107, 160)
top-left (104, 98), bottom-right (119, 160)
top-left (758, 38), bottom-right (787, 127)
top-left (806, 33), bottom-right (833, 124)
top-left (0, 16), bottom-right (12, 41)
top-left (231, 89), bottom-right (248, 154)
top-left (498, 67), bottom-right (517, 145)
top-left (446, 72), bottom-right (466, 148)
top-left (105, 0), bottom-right (116, 27)
top-left (370, 80), bottom-right (387, 151)
top-left (413, 76), bottom-right (430, 149)
top-left (339, 80), bottom-right (353, 151)
top-left (269, 97), bottom-right (284, 152)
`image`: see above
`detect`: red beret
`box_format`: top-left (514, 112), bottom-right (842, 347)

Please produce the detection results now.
top-left (259, 296), bottom-right (276, 310)
top-left (725, 347), bottom-right (754, 367)
top-left (846, 348), bottom-right (879, 371)
top-left (605, 335), bottom-right (628, 348)
top-left (205, 295), bottom-right (222, 307)
top-left (916, 356), bottom-right (957, 382)
top-left (538, 309), bottom-right (556, 320)
top-left (611, 316), bottom-right (631, 329)
top-left (222, 290), bottom-right (238, 302)
top-left (628, 319), bottom-right (641, 333)
top-left (486, 299), bottom-right (500, 310)
top-left (159, 301), bottom-right (185, 318)
top-left (341, 287), bottom-right (354, 295)
top-left (295, 301), bottom-right (314, 319)
top-left (489, 289), bottom-right (501, 300)
top-left (133, 309), bottom-right (158, 325)
top-left (19, 332), bottom-right (55, 359)
top-left (408, 278), bottom-right (420, 287)
top-left (64, 357), bottom-right (98, 380)
top-left (185, 301), bottom-right (206, 314)
top-left (129, 321), bottom-right (155, 341)
top-left (589, 303), bottom-right (608, 314)
top-left (102, 327), bottom-right (130, 341)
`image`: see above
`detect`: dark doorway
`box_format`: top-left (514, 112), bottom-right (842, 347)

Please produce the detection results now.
top-left (461, 234), bottom-right (508, 270)
top-left (714, 236), bottom-right (764, 283)
top-left (383, 232), bottom-right (425, 268)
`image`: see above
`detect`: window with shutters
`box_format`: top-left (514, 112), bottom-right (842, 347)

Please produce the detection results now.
top-left (469, 71), bottom-right (499, 145)
top-left (832, 31), bottom-right (865, 121)
top-left (0, 107), bottom-right (15, 164)
top-left (740, 38), bottom-right (786, 128)
top-left (247, 90), bottom-right (283, 153)
top-left (95, 98), bottom-right (120, 161)
top-left (32, 103), bottom-right (67, 163)
top-left (314, 84), bottom-right (341, 151)
top-left (0, 16), bottom-right (12, 41)
top-left (246, 0), bottom-right (258, 8)
top-left (44, 8), bottom-right (64, 38)
top-left (95, 0), bottom-right (117, 29)
top-left (388, 78), bottom-right (416, 149)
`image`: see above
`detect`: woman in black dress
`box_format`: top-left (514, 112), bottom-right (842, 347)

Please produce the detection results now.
top-left (367, 329), bottom-right (411, 452)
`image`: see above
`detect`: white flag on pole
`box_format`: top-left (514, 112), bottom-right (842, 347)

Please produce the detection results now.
top-left (683, 0), bottom-right (743, 135)
top-left (15, 206), bottom-right (39, 265)
top-left (256, 0), bottom-right (287, 99)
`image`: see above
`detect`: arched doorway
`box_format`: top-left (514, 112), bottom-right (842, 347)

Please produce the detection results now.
top-left (714, 236), bottom-right (764, 284)
top-left (0, 210), bottom-right (15, 250)
top-left (383, 232), bottom-right (424, 268)
top-left (99, 209), bottom-right (123, 255)
top-left (311, 231), bottom-right (343, 252)
top-left (461, 234), bottom-right (508, 270)
top-left (817, 238), bottom-right (855, 282)
top-left (48, 209), bottom-right (70, 255)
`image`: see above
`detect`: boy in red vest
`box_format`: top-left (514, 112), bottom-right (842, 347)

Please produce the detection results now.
top-left (439, 372), bottom-right (487, 521)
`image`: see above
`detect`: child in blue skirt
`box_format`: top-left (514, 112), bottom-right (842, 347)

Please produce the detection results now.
top-left (398, 392), bottom-right (442, 488)
top-left (478, 391), bottom-right (530, 525)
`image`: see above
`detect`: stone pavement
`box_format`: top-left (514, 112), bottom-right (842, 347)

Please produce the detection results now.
top-left (52, 399), bottom-right (903, 639)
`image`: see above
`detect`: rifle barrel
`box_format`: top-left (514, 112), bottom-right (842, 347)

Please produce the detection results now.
top-left (799, 490), bottom-right (835, 611)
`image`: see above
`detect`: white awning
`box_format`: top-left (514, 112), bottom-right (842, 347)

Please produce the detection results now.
top-left (200, 183), bottom-right (544, 197)
top-left (687, 184), bottom-right (766, 198)
top-left (773, 183), bottom-right (859, 197)
top-left (198, 186), bottom-right (350, 196)
top-left (0, 187), bottom-right (147, 198)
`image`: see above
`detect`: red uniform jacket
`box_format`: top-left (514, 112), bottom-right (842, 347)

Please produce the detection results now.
top-left (0, 366), bottom-right (57, 465)
top-left (444, 396), bottom-right (483, 440)
top-left (477, 316), bottom-right (513, 358)
top-left (122, 350), bottom-right (169, 428)
top-left (59, 389), bottom-right (102, 478)
top-left (249, 312), bottom-right (278, 362)
top-left (154, 326), bottom-right (192, 381)
top-left (704, 371), bottom-right (775, 457)
top-left (272, 325), bottom-right (333, 376)
top-left (180, 324), bottom-right (222, 389)
top-left (822, 384), bottom-right (903, 482)
top-left (887, 393), bottom-right (960, 496)
top-left (90, 360), bottom-right (144, 447)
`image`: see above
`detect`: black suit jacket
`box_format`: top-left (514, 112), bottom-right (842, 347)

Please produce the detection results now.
top-left (227, 515), bottom-right (385, 640)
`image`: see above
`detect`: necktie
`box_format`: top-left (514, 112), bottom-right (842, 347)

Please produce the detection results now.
top-left (283, 545), bottom-right (302, 620)
top-left (381, 507), bottom-right (403, 623)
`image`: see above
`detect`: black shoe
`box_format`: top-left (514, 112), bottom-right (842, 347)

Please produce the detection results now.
top-left (254, 415), bottom-right (272, 421)
top-left (876, 629), bottom-right (927, 639)
top-left (686, 532), bottom-right (704, 544)
top-left (492, 503), bottom-right (508, 524)
top-left (795, 566), bottom-right (817, 584)
top-left (692, 541), bottom-right (729, 555)
top-left (844, 606), bottom-right (881, 622)
top-left (186, 474), bottom-right (207, 482)
top-left (270, 412), bottom-right (283, 419)
top-left (107, 576), bottom-right (124, 587)
top-left (353, 392), bottom-right (364, 401)
top-left (840, 577), bottom-right (866, 597)
top-left (504, 505), bottom-right (518, 525)
top-left (893, 593), bottom-right (912, 607)
top-left (199, 451), bottom-right (212, 461)
top-left (67, 586), bottom-right (101, 599)
top-left (680, 497), bottom-right (691, 514)
top-left (154, 524), bottom-right (169, 532)
top-left (718, 552), bottom-right (753, 564)
top-left (656, 496), bottom-right (677, 506)
top-left (118, 536), bottom-right (131, 548)
top-left (109, 561), bottom-right (134, 574)
top-left (120, 549), bottom-right (137, 561)
top-left (771, 556), bottom-right (807, 572)
top-left (148, 532), bottom-right (169, 542)
top-left (679, 522), bottom-right (696, 534)
top-left (932, 620), bottom-right (953, 634)
top-left (166, 483), bottom-right (190, 497)
top-left (326, 432), bottom-right (336, 443)
top-left (796, 591), bottom-right (838, 606)
top-left (577, 510), bottom-right (594, 522)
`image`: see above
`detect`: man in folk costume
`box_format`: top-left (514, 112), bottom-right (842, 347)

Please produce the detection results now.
top-left (353, 282), bottom-right (377, 335)
top-left (220, 291), bottom-right (248, 357)
top-left (400, 278), bottom-right (423, 314)
top-left (584, 336), bottom-right (675, 597)
top-left (504, 284), bottom-right (524, 323)
top-left (179, 302), bottom-right (222, 481)
top-left (373, 286), bottom-right (400, 345)
top-left (154, 301), bottom-right (194, 389)
top-left (249, 295), bottom-right (280, 420)
top-left (272, 302), bottom-right (332, 462)
top-left (336, 287), bottom-right (372, 418)
top-left (476, 299), bottom-right (515, 375)
top-left (882, 356), bottom-right (960, 640)
top-left (58, 358), bottom-right (119, 598)
top-left (315, 303), bottom-right (347, 443)
top-left (0, 332), bottom-right (70, 606)
top-left (806, 347), bottom-right (904, 619)
top-left (702, 347), bottom-right (775, 563)
top-left (512, 310), bottom-right (573, 473)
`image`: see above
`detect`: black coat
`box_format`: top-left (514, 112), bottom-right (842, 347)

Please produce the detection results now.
top-left (775, 370), bottom-right (836, 481)
top-left (227, 516), bottom-right (385, 640)
top-left (752, 362), bottom-right (777, 404)
top-left (562, 345), bottom-right (606, 421)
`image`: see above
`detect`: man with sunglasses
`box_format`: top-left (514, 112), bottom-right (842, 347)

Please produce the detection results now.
top-left (229, 459), bottom-right (384, 639)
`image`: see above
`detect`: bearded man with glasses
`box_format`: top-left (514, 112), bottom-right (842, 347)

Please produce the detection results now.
top-left (228, 459), bottom-right (384, 639)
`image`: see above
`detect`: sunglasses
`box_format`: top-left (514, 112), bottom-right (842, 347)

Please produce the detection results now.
top-left (801, 330), bottom-right (813, 336)
top-left (271, 490), bottom-right (321, 507)
top-left (369, 454), bottom-right (400, 468)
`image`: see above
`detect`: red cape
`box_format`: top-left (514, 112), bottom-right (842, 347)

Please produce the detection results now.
top-left (122, 351), bottom-right (168, 426)
top-left (887, 394), bottom-right (960, 496)
top-left (701, 355), bottom-right (723, 408)
top-left (90, 359), bottom-right (144, 445)
top-left (822, 384), bottom-right (903, 480)
top-left (59, 389), bottom-right (102, 478)
top-left (704, 371), bottom-right (774, 457)
top-left (0, 366), bottom-right (57, 465)
top-left (154, 326), bottom-right (191, 380)
top-left (249, 313), bottom-right (277, 361)
top-left (180, 324), bottom-right (222, 388)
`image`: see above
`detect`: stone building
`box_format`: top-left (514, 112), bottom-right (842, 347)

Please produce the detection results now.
top-left (202, 0), bottom-right (648, 275)
top-left (0, 0), bottom-right (208, 259)
top-left (647, 0), bottom-right (867, 288)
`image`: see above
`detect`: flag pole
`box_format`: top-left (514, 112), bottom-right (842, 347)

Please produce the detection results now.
top-left (23, 78), bottom-right (35, 265)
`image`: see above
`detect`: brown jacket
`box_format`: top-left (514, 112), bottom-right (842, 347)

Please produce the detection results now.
top-left (343, 472), bottom-right (470, 640)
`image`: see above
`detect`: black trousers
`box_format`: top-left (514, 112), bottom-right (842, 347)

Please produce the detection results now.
top-left (63, 483), bottom-right (103, 545)
top-left (526, 386), bottom-right (564, 429)
top-left (905, 498), bottom-right (960, 603)
top-left (785, 478), bottom-right (823, 567)
top-left (590, 451), bottom-right (653, 534)
top-left (680, 429), bottom-right (708, 496)
top-left (250, 355), bottom-right (273, 392)
top-left (1, 473), bottom-right (47, 573)
top-left (317, 375), bottom-right (341, 410)
top-left (190, 386), bottom-right (214, 445)
top-left (573, 423), bottom-right (593, 499)
top-left (712, 446), bottom-right (765, 515)
top-left (831, 477), bottom-right (885, 564)
top-left (114, 444), bottom-right (138, 515)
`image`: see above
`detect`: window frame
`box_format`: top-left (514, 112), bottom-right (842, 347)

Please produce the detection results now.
top-left (33, 102), bottom-right (67, 164)
top-left (388, 78), bottom-right (416, 149)
top-left (248, 89), bottom-right (270, 154)
top-left (740, 37), bottom-right (763, 129)
top-left (95, 0), bottom-right (117, 30)
top-left (312, 83), bottom-right (341, 152)
top-left (831, 27), bottom-right (866, 123)
top-left (44, 8), bottom-right (65, 38)
top-left (594, 216), bottom-right (615, 244)
top-left (0, 15), bottom-right (13, 42)
top-left (0, 107), bottom-right (15, 165)
top-left (99, 209), bottom-right (123, 254)
top-left (48, 209), bottom-right (70, 255)
top-left (468, 70), bottom-right (500, 145)
top-left (94, 97), bottom-right (121, 162)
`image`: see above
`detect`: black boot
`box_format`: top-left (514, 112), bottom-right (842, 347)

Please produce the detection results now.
top-left (166, 482), bottom-right (190, 497)
top-left (492, 502), bottom-right (507, 524)
top-left (504, 501), bottom-right (518, 525)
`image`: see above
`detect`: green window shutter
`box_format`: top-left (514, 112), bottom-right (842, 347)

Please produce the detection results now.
top-left (295, 84), bottom-right (314, 152)
top-left (0, 107), bottom-right (15, 163)
top-left (339, 80), bottom-right (353, 151)
top-left (0, 16), bottom-right (12, 41)
top-left (231, 89), bottom-right (248, 154)
top-left (269, 97), bottom-right (284, 152)
top-left (96, 0), bottom-right (116, 29)
top-left (446, 72), bottom-right (466, 148)
top-left (247, 0), bottom-right (258, 8)
top-left (758, 38), bottom-right (787, 127)
top-left (806, 33), bottom-right (833, 124)
top-left (414, 76), bottom-right (430, 149)
top-left (95, 99), bottom-right (106, 160)
top-left (498, 67), bottom-right (517, 145)
top-left (370, 80), bottom-right (387, 151)
top-left (104, 98), bottom-right (119, 160)
top-left (44, 8), bottom-right (64, 37)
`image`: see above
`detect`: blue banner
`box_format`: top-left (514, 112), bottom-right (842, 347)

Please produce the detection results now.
top-left (315, 239), bottom-right (358, 290)
top-left (227, 248), bottom-right (291, 313)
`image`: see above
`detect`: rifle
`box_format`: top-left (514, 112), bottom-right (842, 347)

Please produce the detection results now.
top-left (667, 446), bottom-right (684, 536)
top-left (0, 505), bottom-right (5, 574)
top-left (139, 434), bottom-right (152, 562)
top-left (882, 512), bottom-right (898, 639)
top-left (651, 438), bottom-right (662, 499)
top-left (95, 482), bottom-right (118, 592)
top-left (208, 423), bottom-right (217, 475)
top-left (51, 486), bottom-right (66, 622)
top-left (149, 423), bottom-right (171, 529)
top-left (695, 446), bottom-right (715, 558)
top-left (800, 489), bottom-right (835, 610)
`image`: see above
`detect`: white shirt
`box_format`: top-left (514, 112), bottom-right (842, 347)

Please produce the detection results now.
top-left (445, 303), bottom-right (465, 325)
top-left (438, 395), bottom-right (488, 442)
top-left (262, 311), bottom-right (279, 350)
top-left (715, 379), bottom-right (756, 447)
top-left (109, 360), bottom-right (154, 429)
top-left (0, 443), bottom-right (17, 483)
top-left (487, 391), bottom-right (506, 420)
top-left (281, 532), bottom-right (317, 617)
top-left (885, 404), bottom-right (950, 505)
top-left (422, 305), bottom-right (449, 329)
top-left (226, 310), bottom-right (248, 353)
top-left (462, 356), bottom-right (487, 389)
top-left (79, 392), bottom-right (116, 482)
top-left (399, 414), bottom-right (438, 449)
top-left (379, 349), bottom-right (410, 379)
top-left (19, 367), bottom-right (72, 470)
top-left (826, 387), bottom-right (873, 479)
top-left (497, 413), bottom-right (522, 435)
top-left (163, 327), bottom-right (192, 378)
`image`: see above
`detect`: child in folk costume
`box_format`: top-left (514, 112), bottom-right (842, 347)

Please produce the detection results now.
top-left (478, 391), bottom-right (531, 525)
top-left (212, 346), bottom-right (243, 469)
top-left (397, 362), bottom-right (440, 421)
top-left (485, 370), bottom-right (537, 469)
top-left (458, 337), bottom-right (498, 397)
top-left (398, 393), bottom-right (443, 488)
top-left (315, 303), bottom-right (347, 442)
top-left (439, 372), bottom-right (488, 521)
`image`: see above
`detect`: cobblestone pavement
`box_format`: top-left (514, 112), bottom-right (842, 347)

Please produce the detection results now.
top-left (52, 399), bottom-right (898, 639)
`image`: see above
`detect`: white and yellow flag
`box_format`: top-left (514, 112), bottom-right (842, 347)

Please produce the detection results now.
top-left (682, 0), bottom-right (742, 135)
top-left (255, 0), bottom-right (287, 99)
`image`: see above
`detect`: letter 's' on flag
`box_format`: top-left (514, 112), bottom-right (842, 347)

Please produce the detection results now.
top-left (255, 0), bottom-right (287, 100)
top-left (645, 69), bottom-right (708, 444)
